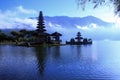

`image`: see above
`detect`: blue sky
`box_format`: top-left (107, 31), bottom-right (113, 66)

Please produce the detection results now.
top-left (0, 0), bottom-right (78, 16)
top-left (0, 0), bottom-right (120, 40)
top-left (0, 0), bottom-right (118, 22)
top-left (0, 0), bottom-right (120, 29)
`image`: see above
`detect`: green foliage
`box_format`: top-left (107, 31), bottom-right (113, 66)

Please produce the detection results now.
top-left (19, 29), bottom-right (28, 37)
top-left (11, 31), bottom-right (21, 41)
top-left (19, 29), bottom-right (27, 34)
top-left (0, 30), bottom-right (13, 42)
top-left (11, 31), bottom-right (19, 37)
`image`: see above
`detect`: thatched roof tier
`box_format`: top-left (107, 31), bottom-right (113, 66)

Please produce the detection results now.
top-left (75, 37), bottom-right (83, 39)
top-left (51, 32), bottom-right (62, 36)
top-left (44, 33), bottom-right (50, 36)
top-left (76, 32), bottom-right (81, 36)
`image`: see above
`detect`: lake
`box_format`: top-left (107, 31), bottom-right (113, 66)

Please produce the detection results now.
top-left (0, 41), bottom-right (120, 80)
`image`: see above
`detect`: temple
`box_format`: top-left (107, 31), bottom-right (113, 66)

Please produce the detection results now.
top-left (66, 32), bottom-right (92, 45)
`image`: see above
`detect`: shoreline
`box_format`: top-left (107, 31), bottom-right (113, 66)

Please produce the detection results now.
top-left (0, 42), bottom-right (66, 47)
top-left (0, 42), bottom-right (17, 45)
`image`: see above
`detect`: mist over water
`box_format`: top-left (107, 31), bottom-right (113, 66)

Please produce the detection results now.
top-left (46, 23), bottom-right (120, 43)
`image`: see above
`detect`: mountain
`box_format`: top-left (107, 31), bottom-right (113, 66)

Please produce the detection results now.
top-left (29, 16), bottom-right (114, 29)
top-left (1, 16), bottom-right (117, 41)
top-left (1, 16), bottom-right (114, 30)
top-left (44, 16), bottom-right (114, 28)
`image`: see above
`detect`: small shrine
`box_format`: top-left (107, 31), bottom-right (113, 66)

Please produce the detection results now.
top-left (51, 32), bottom-right (62, 44)
top-left (66, 32), bottom-right (92, 45)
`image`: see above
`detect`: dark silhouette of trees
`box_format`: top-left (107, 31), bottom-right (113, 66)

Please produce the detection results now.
top-left (19, 29), bottom-right (28, 37)
top-left (0, 30), bottom-right (11, 42)
top-left (11, 31), bottom-right (20, 41)
top-left (25, 30), bottom-right (37, 42)
top-left (70, 38), bottom-right (75, 44)
top-left (10, 30), bottom-right (31, 42)
top-left (19, 29), bottom-right (28, 41)
top-left (0, 31), bottom-right (6, 42)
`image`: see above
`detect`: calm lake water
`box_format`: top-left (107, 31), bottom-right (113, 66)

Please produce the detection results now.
top-left (0, 41), bottom-right (120, 80)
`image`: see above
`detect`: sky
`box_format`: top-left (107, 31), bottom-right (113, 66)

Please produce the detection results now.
top-left (0, 0), bottom-right (119, 22)
top-left (0, 0), bottom-right (120, 40)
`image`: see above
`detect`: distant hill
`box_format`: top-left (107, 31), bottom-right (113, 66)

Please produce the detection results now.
top-left (1, 16), bottom-right (114, 30)
top-left (44, 16), bottom-right (114, 28)
top-left (1, 16), bottom-right (117, 41)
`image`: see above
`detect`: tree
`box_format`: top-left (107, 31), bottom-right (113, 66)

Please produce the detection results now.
top-left (26, 30), bottom-right (37, 42)
top-left (19, 29), bottom-right (28, 38)
top-left (11, 31), bottom-right (20, 41)
top-left (77, 0), bottom-right (120, 16)
top-left (19, 29), bottom-right (28, 36)
top-left (70, 38), bottom-right (75, 44)
top-left (19, 29), bottom-right (28, 41)
top-left (0, 30), bottom-right (8, 42)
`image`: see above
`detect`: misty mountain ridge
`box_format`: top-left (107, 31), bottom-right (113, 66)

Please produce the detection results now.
top-left (1, 16), bottom-right (117, 41)
top-left (29, 16), bottom-right (114, 29)
top-left (44, 16), bottom-right (114, 28)
top-left (1, 16), bottom-right (115, 30)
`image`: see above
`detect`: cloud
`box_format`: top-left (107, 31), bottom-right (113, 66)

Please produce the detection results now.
top-left (14, 18), bottom-right (37, 29)
top-left (75, 23), bottom-right (102, 30)
top-left (76, 25), bottom-right (88, 30)
top-left (0, 5), bottom-right (37, 29)
top-left (16, 6), bottom-right (37, 14)
top-left (47, 22), bottom-right (62, 28)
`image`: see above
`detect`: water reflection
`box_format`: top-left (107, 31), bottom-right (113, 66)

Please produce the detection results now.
top-left (76, 45), bottom-right (81, 57)
top-left (34, 46), bottom-right (62, 77)
top-left (52, 46), bottom-right (60, 59)
top-left (1, 41), bottom-right (120, 80)
top-left (34, 47), bottom-right (47, 76)
top-left (0, 45), bottom-right (40, 80)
